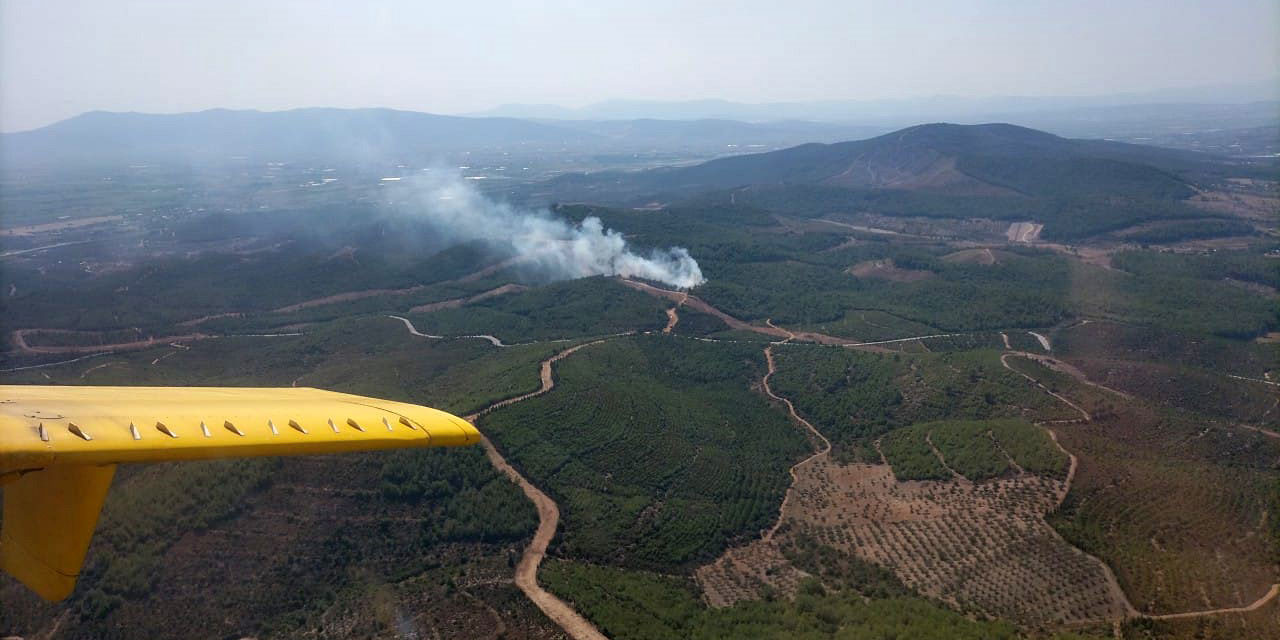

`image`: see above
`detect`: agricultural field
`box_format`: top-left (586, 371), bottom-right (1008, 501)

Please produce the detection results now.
top-left (542, 559), bottom-right (1103, 640)
top-left (694, 344), bottom-right (1127, 628)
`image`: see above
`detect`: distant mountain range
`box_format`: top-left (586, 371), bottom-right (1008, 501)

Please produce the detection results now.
top-left (541, 122), bottom-right (1241, 200)
top-left (3, 98), bottom-right (1276, 171)
top-left (473, 79), bottom-right (1280, 126)
top-left (533, 122), bottom-right (1271, 241)
top-left (0, 108), bottom-right (888, 168)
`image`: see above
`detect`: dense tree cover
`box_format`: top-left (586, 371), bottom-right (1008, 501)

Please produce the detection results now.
top-left (1119, 219), bottom-right (1257, 244)
top-left (955, 156), bottom-right (1195, 201)
top-left (695, 183), bottom-right (1224, 241)
top-left (541, 559), bottom-right (1101, 640)
top-left (880, 419), bottom-right (1067, 482)
top-left (0, 317), bottom-right (544, 637)
top-left (1111, 248), bottom-right (1280, 289)
top-left (83, 458), bottom-right (281, 609)
top-left (767, 347), bottom-right (1073, 459)
top-left (0, 235), bottom-right (501, 332)
top-left (879, 425), bottom-right (953, 481)
top-left (987, 419), bottom-right (1069, 478)
top-left (406, 276), bottom-right (668, 342)
top-left (1069, 260), bottom-right (1277, 339)
top-left (780, 534), bottom-right (911, 598)
top-left (923, 421), bottom-right (1011, 480)
top-left (480, 336), bottom-right (810, 571)
top-left (1056, 320), bottom-right (1277, 380)
top-left (693, 249), bottom-right (1073, 332)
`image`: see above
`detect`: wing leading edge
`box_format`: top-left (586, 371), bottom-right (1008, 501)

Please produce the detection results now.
top-left (0, 385), bottom-right (480, 601)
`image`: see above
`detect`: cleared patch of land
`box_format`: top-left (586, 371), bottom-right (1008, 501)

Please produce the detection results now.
top-left (0, 214), bottom-right (123, 236)
top-left (1006, 222), bottom-right (1043, 243)
top-left (848, 259), bottom-right (933, 282)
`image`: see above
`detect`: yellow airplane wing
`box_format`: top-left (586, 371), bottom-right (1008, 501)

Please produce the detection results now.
top-left (0, 385), bottom-right (480, 602)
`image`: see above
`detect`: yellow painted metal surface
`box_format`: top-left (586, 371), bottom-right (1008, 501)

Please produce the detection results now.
top-left (0, 385), bottom-right (480, 601)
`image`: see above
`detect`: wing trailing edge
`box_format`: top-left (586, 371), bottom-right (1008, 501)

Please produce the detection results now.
top-left (0, 385), bottom-right (480, 601)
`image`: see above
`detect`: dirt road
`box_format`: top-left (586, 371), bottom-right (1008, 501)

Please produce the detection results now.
top-left (661, 292), bottom-right (688, 334)
top-left (1001, 353), bottom-right (1092, 421)
top-left (10, 328), bottom-right (211, 355)
top-left (760, 346), bottom-right (831, 541)
top-left (622, 279), bottom-right (898, 350)
top-left (463, 341), bottom-right (611, 640)
top-left (1005, 346), bottom-right (1278, 623)
top-left (1146, 583), bottom-right (1280, 620)
top-left (409, 284), bottom-right (528, 314)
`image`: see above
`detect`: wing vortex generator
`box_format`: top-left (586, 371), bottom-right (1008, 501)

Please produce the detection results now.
top-left (0, 385), bottom-right (480, 601)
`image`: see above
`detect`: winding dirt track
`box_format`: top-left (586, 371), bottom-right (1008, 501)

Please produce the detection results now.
top-left (10, 329), bottom-right (211, 355)
top-left (386, 292), bottom-right (1278, 634)
top-left (760, 346), bottom-right (831, 541)
top-left (1147, 583), bottom-right (1280, 620)
top-left (1003, 347), bottom-right (1280, 624)
top-left (456, 339), bottom-right (611, 640)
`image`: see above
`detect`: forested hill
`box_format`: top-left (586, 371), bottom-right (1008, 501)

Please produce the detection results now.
top-left (545, 123), bottom-right (1244, 198)
top-left (539, 123), bottom-right (1268, 241)
top-left (0, 108), bottom-right (602, 166)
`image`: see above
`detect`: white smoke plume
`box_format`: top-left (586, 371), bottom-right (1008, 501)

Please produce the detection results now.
top-left (399, 175), bottom-right (705, 289)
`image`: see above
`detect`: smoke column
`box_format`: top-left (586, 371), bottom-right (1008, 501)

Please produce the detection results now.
top-left (400, 175), bottom-right (705, 289)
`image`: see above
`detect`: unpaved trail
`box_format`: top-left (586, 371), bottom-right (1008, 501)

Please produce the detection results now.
top-left (462, 340), bottom-right (611, 640)
top-left (621, 279), bottom-right (788, 339)
top-left (1006, 347), bottom-right (1276, 622)
top-left (1238, 423), bottom-right (1280, 440)
top-left (924, 431), bottom-right (968, 482)
top-left (11, 328), bottom-right (211, 355)
top-left (1146, 583), bottom-right (1280, 620)
top-left (1001, 353), bottom-right (1092, 421)
top-left (271, 285), bottom-right (429, 313)
top-left (176, 312), bottom-right (244, 327)
top-left (1014, 363), bottom-right (1138, 620)
top-left (409, 284), bottom-right (528, 314)
top-left (1227, 373), bottom-right (1280, 388)
top-left (270, 258), bottom-right (528, 314)
top-left (662, 291), bottom-right (689, 335)
top-left (661, 292), bottom-right (688, 334)
top-left (760, 345), bottom-right (831, 541)
top-left (1009, 351), bottom-right (1133, 400)
top-left (387, 315), bottom-right (511, 347)
top-left (622, 279), bottom-right (893, 350)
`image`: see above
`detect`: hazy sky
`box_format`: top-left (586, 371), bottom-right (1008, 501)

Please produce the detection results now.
top-left (2, 0), bottom-right (1277, 131)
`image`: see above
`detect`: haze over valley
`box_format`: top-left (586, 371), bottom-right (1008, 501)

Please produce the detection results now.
top-left (1, 2), bottom-right (1277, 639)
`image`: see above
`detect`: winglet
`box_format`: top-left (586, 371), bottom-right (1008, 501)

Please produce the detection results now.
top-left (1, 464), bottom-right (117, 601)
top-left (0, 385), bottom-right (480, 601)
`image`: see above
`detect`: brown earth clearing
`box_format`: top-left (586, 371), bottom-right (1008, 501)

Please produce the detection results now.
top-left (848, 259), bottom-right (934, 282)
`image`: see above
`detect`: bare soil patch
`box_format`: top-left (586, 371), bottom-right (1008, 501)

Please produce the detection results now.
top-left (941, 248), bottom-right (997, 265)
top-left (698, 345), bottom-right (1131, 628)
top-left (1006, 222), bottom-right (1044, 243)
top-left (10, 328), bottom-right (210, 355)
top-left (848, 259), bottom-right (933, 282)
top-left (409, 284), bottom-right (528, 314)
top-left (0, 215), bottom-right (123, 237)
top-left (272, 285), bottom-right (428, 313)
